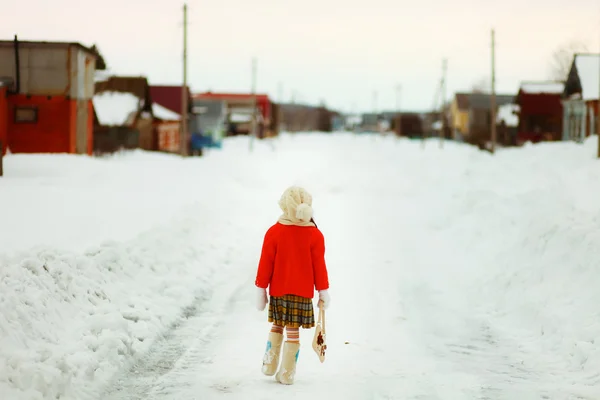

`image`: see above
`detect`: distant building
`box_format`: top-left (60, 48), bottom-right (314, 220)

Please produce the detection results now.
top-left (195, 92), bottom-right (279, 137)
top-left (0, 83), bottom-right (7, 156)
top-left (150, 85), bottom-right (195, 153)
top-left (561, 54), bottom-right (599, 142)
top-left (515, 81), bottom-right (564, 144)
top-left (275, 102), bottom-right (332, 133)
top-left (0, 37), bottom-right (100, 154)
top-left (450, 92), bottom-right (515, 145)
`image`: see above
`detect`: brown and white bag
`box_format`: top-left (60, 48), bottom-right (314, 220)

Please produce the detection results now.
top-left (312, 300), bottom-right (327, 363)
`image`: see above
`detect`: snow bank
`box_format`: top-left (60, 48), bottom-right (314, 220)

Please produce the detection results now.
top-left (0, 141), bottom-right (280, 399)
top-left (399, 136), bottom-right (600, 396)
top-left (0, 215), bottom-right (217, 399)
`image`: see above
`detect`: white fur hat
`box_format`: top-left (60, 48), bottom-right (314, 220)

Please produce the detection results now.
top-left (278, 186), bottom-right (313, 222)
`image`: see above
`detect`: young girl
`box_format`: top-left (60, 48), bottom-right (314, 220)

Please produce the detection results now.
top-left (255, 186), bottom-right (330, 385)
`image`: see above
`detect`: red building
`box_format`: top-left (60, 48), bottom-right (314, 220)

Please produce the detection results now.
top-left (196, 92), bottom-right (272, 121)
top-left (0, 37), bottom-right (99, 154)
top-left (194, 92), bottom-right (277, 137)
top-left (0, 84), bottom-right (7, 155)
top-left (516, 81), bottom-right (564, 144)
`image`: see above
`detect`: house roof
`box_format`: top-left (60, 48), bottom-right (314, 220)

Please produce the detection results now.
top-left (0, 39), bottom-right (98, 57)
top-left (0, 38), bottom-right (106, 70)
top-left (150, 85), bottom-right (192, 115)
top-left (194, 92), bottom-right (270, 102)
top-left (519, 81), bottom-right (565, 94)
top-left (93, 91), bottom-right (140, 126)
top-left (455, 92), bottom-right (515, 110)
top-left (95, 76), bottom-right (150, 99)
top-left (152, 103), bottom-right (181, 121)
top-left (571, 54), bottom-right (600, 100)
top-left (497, 103), bottom-right (520, 127)
top-left (455, 93), bottom-right (470, 110)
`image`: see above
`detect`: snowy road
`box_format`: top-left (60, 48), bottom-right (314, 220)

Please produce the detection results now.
top-left (98, 137), bottom-right (596, 399)
top-left (3, 134), bottom-right (600, 400)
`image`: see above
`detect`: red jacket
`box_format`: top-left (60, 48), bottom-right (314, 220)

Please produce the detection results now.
top-left (255, 223), bottom-right (329, 298)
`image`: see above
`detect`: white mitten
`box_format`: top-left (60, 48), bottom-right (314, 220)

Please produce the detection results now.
top-left (318, 289), bottom-right (331, 310)
top-left (256, 287), bottom-right (268, 311)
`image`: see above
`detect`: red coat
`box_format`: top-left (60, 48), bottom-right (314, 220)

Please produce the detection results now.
top-left (255, 223), bottom-right (329, 298)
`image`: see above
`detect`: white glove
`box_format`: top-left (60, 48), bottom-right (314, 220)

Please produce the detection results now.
top-left (256, 287), bottom-right (268, 311)
top-left (318, 289), bottom-right (330, 310)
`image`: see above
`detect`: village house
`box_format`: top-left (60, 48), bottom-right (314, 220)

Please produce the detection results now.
top-left (450, 92), bottom-right (515, 146)
top-left (515, 81), bottom-right (564, 144)
top-left (193, 98), bottom-right (227, 139)
top-left (150, 85), bottom-right (195, 153)
top-left (561, 53), bottom-right (600, 142)
top-left (392, 112), bottom-right (425, 138)
top-left (195, 92), bottom-right (280, 138)
top-left (0, 83), bottom-right (7, 156)
top-left (92, 76), bottom-right (180, 154)
top-left (0, 37), bottom-right (102, 154)
top-left (0, 82), bottom-right (6, 175)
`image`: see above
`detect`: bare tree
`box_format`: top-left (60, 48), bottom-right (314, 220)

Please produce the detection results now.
top-left (549, 40), bottom-right (589, 80)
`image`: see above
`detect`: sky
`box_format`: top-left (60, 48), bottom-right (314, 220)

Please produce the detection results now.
top-left (3, 0), bottom-right (600, 113)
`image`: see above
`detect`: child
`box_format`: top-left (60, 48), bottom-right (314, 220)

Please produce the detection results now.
top-left (255, 186), bottom-right (330, 385)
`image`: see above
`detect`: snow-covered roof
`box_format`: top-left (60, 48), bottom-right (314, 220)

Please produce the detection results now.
top-left (230, 113), bottom-right (252, 123)
top-left (520, 81), bottom-right (564, 94)
top-left (152, 102), bottom-right (180, 121)
top-left (93, 91), bottom-right (140, 126)
top-left (574, 54), bottom-right (600, 100)
top-left (94, 70), bottom-right (112, 83)
top-left (497, 103), bottom-right (520, 127)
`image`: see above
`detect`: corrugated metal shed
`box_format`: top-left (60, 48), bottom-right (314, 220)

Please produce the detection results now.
top-left (0, 39), bottom-right (97, 98)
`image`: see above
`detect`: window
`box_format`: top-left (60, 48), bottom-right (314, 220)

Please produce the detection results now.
top-left (14, 106), bottom-right (38, 123)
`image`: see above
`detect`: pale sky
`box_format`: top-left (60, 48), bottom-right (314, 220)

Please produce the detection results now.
top-left (3, 0), bottom-right (600, 112)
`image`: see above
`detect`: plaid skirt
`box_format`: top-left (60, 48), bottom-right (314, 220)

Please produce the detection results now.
top-left (268, 294), bottom-right (315, 329)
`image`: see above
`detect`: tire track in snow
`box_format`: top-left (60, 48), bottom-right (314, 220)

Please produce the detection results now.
top-left (98, 288), bottom-right (217, 400)
top-left (98, 266), bottom-right (248, 400)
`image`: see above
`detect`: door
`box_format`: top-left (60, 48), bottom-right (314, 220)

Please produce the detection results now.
top-left (76, 100), bottom-right (88, 154)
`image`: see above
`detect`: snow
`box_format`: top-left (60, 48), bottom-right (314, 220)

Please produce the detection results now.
top-left (92, 92), bottom-right (140, 126)
top-left (497, 103), bottom-right (519, 126)
top-left (520, 81), bottom-right (565, 94)
top-left (574, 54), bottom-right (600, 100)
top-left (2, 133), bottom-right (600, 399)
top-left (230, 113), bottom-right (252, 123)
top-left (152, 103), bottom-right (180, 121)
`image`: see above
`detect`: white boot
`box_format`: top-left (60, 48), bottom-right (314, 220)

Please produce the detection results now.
top-left (276, 341), bottom-right (300, 385)
top-left (262, 331), bottom-right (283, 376)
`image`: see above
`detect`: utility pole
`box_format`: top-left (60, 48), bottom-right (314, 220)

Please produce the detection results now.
top-left (373, 90), bottom-right (378, 113)
top-left (180, 3), bottom-right (188, 157)
top-left (373, 90), bottom-right (378, 134)
top-left (396, 84), bottom-right (402, 137)
top-left (278, 81), bottom-right (283, 104)
top-left (440, 59), bottom-right (447, 148)
top-left (249, 57), bottom-right (257, 151)
top-left (490, 28), bottom-right (497, 154)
